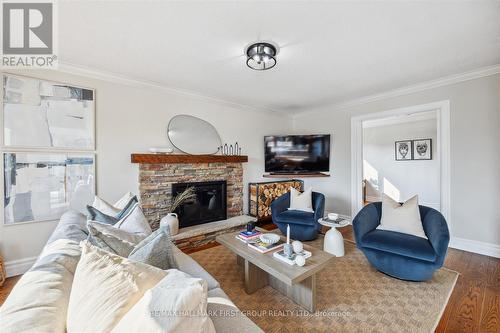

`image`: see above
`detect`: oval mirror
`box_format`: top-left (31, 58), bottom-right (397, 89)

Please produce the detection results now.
top-left (167, 115), bottom-right (222, 155)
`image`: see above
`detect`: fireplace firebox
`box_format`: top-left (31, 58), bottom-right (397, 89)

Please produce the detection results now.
top-left (172, 180), bottom-right (227, 228)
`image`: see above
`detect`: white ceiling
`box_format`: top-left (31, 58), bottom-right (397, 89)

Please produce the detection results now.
top-left (59, 1), bottom-right (500, 113)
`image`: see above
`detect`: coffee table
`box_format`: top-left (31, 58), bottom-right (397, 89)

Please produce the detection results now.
top-left (216, 229), bottom-right (334, 312)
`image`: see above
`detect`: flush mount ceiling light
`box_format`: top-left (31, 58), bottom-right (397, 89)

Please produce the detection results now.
top-left (246, 42), bottom-right (277, 70)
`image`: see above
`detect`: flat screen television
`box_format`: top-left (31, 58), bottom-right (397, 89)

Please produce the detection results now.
top-left (264, 134), bottom-right (330, 173)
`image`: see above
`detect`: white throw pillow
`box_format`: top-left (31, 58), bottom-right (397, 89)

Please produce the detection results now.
top-left (92, 196), bottom-right (121, 216)
top-left (288, 187), bottom-right (314, 213)
top-left (114, 203), bottom-right (152, 236)
top-left (67, 241), bottom-right (167, 333)
top-left (114, 192), bottom-right (135, 210)
top-left (91, 192), bottom-right (135, 216)
top-left (112, 269), bottom-right (216, 333)
top-left (377, 194), bottom-right (427, 239)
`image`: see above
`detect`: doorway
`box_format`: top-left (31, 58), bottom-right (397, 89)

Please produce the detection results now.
top-left (350, 101), bottom-right (451, 225)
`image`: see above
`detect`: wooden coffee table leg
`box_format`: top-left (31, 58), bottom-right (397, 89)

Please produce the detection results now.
top-left (244, 260), bottom-right (269, 294)
top-left (291, 274), bottom-right (316, 312)
top-left (236, 255), bottom-right (244, 267)
top-left (269, 274), bottom-right (317, 312)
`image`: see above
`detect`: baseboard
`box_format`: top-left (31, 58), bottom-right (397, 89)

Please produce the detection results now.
top-left (5, 256), bottom-right (37, 277)
top-left (449, 237), bottom-right (500, 258)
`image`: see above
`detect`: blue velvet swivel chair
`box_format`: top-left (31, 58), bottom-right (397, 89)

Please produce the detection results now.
top-left (353, 202), bottom-right (449, 281)
top-left (270, 192), bottom-right (325, 241)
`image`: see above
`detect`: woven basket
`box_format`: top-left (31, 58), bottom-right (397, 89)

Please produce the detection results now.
top-left (0, 252), bottom-right (5, 286)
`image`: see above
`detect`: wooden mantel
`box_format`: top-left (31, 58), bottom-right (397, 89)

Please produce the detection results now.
top-left (131, 153), bottom-right (248, 164)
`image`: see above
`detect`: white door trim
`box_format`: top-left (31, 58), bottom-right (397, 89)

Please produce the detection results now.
top-left (350, 100), bottom-right (451, 228)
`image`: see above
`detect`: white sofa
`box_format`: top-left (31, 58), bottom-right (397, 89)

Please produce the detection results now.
top-left (0, 210), bottom-right (263, 333)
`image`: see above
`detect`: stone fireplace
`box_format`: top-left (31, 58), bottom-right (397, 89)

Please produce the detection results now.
top-left (172, 180), bottom-right (227, 228)
top-left (132, 154), bottom-right (247, 230)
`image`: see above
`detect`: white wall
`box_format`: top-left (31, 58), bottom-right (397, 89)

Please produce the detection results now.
top-left (293, 74), bottom-right (500, 251)
top-left (363, 119), bottom-right (439, 210)
top-left (0, 70), bottom-right (293, 273)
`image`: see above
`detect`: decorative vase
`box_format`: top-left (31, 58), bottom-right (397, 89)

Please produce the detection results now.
top-left (160, 213), bottom-right (179, 235)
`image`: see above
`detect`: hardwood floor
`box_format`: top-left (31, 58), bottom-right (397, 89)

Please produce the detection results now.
top-left (0, 225), bottom-right (498, 333)
top-left (337, 226), bottom-right (500, 333)
top-left (0, 275), bottom-right (20, 306)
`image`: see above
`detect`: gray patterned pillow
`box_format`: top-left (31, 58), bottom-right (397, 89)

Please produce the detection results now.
top-left (128, 227), bottom-right (178, 270)
top-left (86, 221), bottom-right (145, 257)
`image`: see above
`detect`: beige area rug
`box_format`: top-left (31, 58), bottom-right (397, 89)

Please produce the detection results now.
top-left (190, 236), bottom-right (458, 333)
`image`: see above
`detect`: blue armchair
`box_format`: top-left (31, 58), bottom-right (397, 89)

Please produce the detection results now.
top-left (353, 202), bottom-right (449, 281)
top-left (271, 192), bottom-right (325, 241)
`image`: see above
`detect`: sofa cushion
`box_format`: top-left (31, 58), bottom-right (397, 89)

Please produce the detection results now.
top-left (92, 196), bottom-right (121, 216)
top-left (67, 241), bottom-right (167, 333)
top-left (91, 192), bottom-right (135, 216)
top-left (112, 269), bottom-right (215, 333)
top-left (0, 239), bottom-right (81, 333)
top-left (288, 187), bottom-right (314, 213)
top-left (87, 195), bottom-right (138, 225)
top-left (113, 203), bottom-right (152, 236)
top-left (361, 230), bottom-right (437, 262)
top-left (87, 202), bottom-right (152, 237)
top-left (377, 194), bottom-right (427, 239)
top-left (128, 227), bottom-right (178, 270)
top-left (113, 192), bottom-right (136, 209)
top-left (47, 210), bottom-right (88, 244)
top-left (207, 288), bottom-right (264, 333)
top-left (88, 221), bottom-right (146, 245)
top-left (86, 222), bottom-right (140, 257)
top-left (275, 210), bottom-right (316, 226)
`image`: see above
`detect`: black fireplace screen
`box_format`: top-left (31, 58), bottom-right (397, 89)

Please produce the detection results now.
top-left (171, 180), bottom-right (227, 228)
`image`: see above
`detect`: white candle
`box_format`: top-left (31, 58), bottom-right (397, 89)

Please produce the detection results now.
top-left (286, 224), bottom-right (290, 244)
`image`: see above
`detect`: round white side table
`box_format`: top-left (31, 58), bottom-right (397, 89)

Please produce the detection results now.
top-left (318, 216), bottom-right (350, 257)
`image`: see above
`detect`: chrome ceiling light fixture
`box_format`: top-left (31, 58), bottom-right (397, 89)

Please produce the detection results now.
top-left (246, 42), bottom-right (277, 70)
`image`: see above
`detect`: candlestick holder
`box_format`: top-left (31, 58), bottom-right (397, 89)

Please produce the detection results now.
top-left (283, 244), bottom-right (293, 258)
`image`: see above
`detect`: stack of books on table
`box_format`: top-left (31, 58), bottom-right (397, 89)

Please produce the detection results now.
top-left (247, 239), bottom-right (285, 253)
top-left (273, 249), bottom-right (312, 265)
top-left (235, 230), bottom-right (262, 244)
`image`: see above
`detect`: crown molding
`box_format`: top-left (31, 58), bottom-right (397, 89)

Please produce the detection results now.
top-left (294, 64), bottom-right (500, 116)
top-left (56, 62), bottom-right (500, 117)
top-left (57, 62), bottom-right (285, 116)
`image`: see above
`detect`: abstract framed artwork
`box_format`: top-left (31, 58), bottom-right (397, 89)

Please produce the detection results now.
top-left (2, 74), bottom-right (96, 225)
top-left (2, 74), bottom-right (95, 150)
top-left (395, 140), bottom-right (412, 161)
top-left (3, 152), bottom-right (95, 224)
top-left (413, 139), bottom-right (432, 160)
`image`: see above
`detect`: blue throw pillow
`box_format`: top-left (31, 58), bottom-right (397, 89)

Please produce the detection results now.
top-left (86, 196), bottom-right (138, 225)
